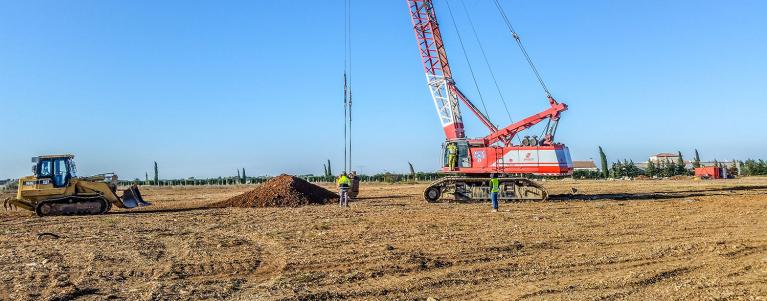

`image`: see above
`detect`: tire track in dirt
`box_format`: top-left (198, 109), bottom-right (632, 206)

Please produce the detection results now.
top-left (135, 229), bottom-right (287, 300)
top-left (592, 267), bottom-right (696, 300)
top-left (0, 212), bottom-right (288, 300)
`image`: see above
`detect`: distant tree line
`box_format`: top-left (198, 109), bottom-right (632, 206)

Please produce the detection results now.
top-left (611, 160), bottom-right (648, 178)
top-left (740, 159), bottom-right (767, 176)
top-left (120, 172), bottom-right (447, 187)
top-left (579, 148), bottom-right (694, 179)
top-left (125, 162), bottom-right (263, 186)
top-left (572, 170), bottom-right (602, 179)
top-left (117, 160), bottom-right (448, 187)
top-left (1, 179), bottom-right (18, 192)
top-left (304, 172), bottom-right (444, 183)
top-left (117, 155), bottom-right (767, 187)
top-left (122, 176), bottom-right (272, 187)
top-left (574, 159), bottom-right (693, 180)
top-left (583, 147), bottom-right (767, 179)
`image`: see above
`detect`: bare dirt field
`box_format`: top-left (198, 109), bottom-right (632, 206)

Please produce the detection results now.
top-left (1, 178), bottom-right (766, 300)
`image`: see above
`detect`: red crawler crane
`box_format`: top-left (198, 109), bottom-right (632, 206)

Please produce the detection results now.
top-left (407, 0), bottom-right (573, 202)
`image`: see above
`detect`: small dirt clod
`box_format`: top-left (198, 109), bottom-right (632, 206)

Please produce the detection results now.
top-left (213, 174), bottom-right (338, 208)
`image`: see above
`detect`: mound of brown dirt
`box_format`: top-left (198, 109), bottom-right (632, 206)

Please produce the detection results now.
top-left (214, 174), bottom-right (338, 208)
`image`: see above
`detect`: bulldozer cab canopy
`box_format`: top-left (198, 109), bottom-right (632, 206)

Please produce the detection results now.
top-left (33, 154), bottom-right (75, 161)
top-left (32, 155), bottom-right (77, 188)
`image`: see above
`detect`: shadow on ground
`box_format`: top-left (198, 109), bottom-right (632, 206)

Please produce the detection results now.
top-left (550, 185), bottom-right (767, 202)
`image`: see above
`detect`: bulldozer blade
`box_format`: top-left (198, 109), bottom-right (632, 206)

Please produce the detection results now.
top-left (120, 185), bottom-right (151, 208)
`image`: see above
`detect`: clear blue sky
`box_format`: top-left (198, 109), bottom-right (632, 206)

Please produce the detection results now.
top-left (1, 0), bottom-right (765, 179)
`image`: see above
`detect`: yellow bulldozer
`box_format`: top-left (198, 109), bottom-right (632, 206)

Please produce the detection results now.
top-left (4, 154), bottom-right (150, 216)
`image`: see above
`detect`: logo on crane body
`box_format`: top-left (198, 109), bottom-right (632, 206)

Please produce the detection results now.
top-left (473, 150), bottom-right (486, 162)
top-left (524, 152), bottom-right (534, 161)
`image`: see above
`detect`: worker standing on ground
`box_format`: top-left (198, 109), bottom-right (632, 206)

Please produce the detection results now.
top-left (447, 142), bottom-right (458, 171)
top-left (490, 174), bottom-right (500, 212)
top-left (337, 172), bottom-right (351, 207)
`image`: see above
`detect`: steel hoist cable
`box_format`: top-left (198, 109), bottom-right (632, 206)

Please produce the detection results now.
top-left (491, 0), bottom-right (552, 98)
top-left (458, 0), bottom-right (521, 144)
top-left (444, 0), bottom-right (492, 123)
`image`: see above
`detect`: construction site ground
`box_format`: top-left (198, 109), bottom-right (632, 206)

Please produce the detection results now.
top-left (1, 178), bottom-right (766, 300)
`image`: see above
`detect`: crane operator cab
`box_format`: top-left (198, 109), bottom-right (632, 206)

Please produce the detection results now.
top-left (443, 140), bottom-right (470, 171)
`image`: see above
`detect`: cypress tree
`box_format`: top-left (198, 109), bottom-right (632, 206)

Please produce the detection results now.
top-left (242, 168), bottom-right (246, 184)
top-left (657, 161), bottom-right (665, 177)
top-left (145, 172), bottom-right (149, 185)
top-left (693, 149), bottom-right (701, 168)
top-left (612, 161), bottom-right (624, 178)
top-left (646, 160), bottom-right (657, 178)
top-left (727, 159), bottom-right (738, 177)
top-left (598, 146), bottom-right (609, 178)
top-left (628, 159), bottom-right (640, 177)
top-left (327, 159), bottom-right (332, 176)
top-left (667, 161), bottom-right (678, 177)
top-left (676, 151), bottom-right (687, 175)
top-left (154, 162), bottom-right (159, 186)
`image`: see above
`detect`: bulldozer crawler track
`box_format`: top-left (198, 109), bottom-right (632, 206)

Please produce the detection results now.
top-left (34, 195), bottom-right (110, 217)
top-left (423, 176), bottom-right (548, 203)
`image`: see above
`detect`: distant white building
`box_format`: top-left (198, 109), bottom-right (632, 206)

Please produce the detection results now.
top-left (649, 153), bottom-right (680, 164)
top-left (0, 179), bottom-right (13, 191)
top-left (642, 152), bottom-right (695, 169)
top-left (700, 161), bottom-right (737, 168)
top-left (572, 160), bottom-right (598, 172)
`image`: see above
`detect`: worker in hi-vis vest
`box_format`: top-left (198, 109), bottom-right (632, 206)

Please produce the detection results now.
top-left (447, 143), bottom-right (458, 171)
top-left (490, 174), bottom-right (500, 212)
top-left (337, 172), bottom-right (351, 207)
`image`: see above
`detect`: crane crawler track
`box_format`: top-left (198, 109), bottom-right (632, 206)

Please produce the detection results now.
top-left (423, 176), bottom-right (548, 203)
top-left (34, 195), bottom-right (110, 217)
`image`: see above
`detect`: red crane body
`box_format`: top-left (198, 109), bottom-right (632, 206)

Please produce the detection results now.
top-left (407, 0), bottom-right (573, 177)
